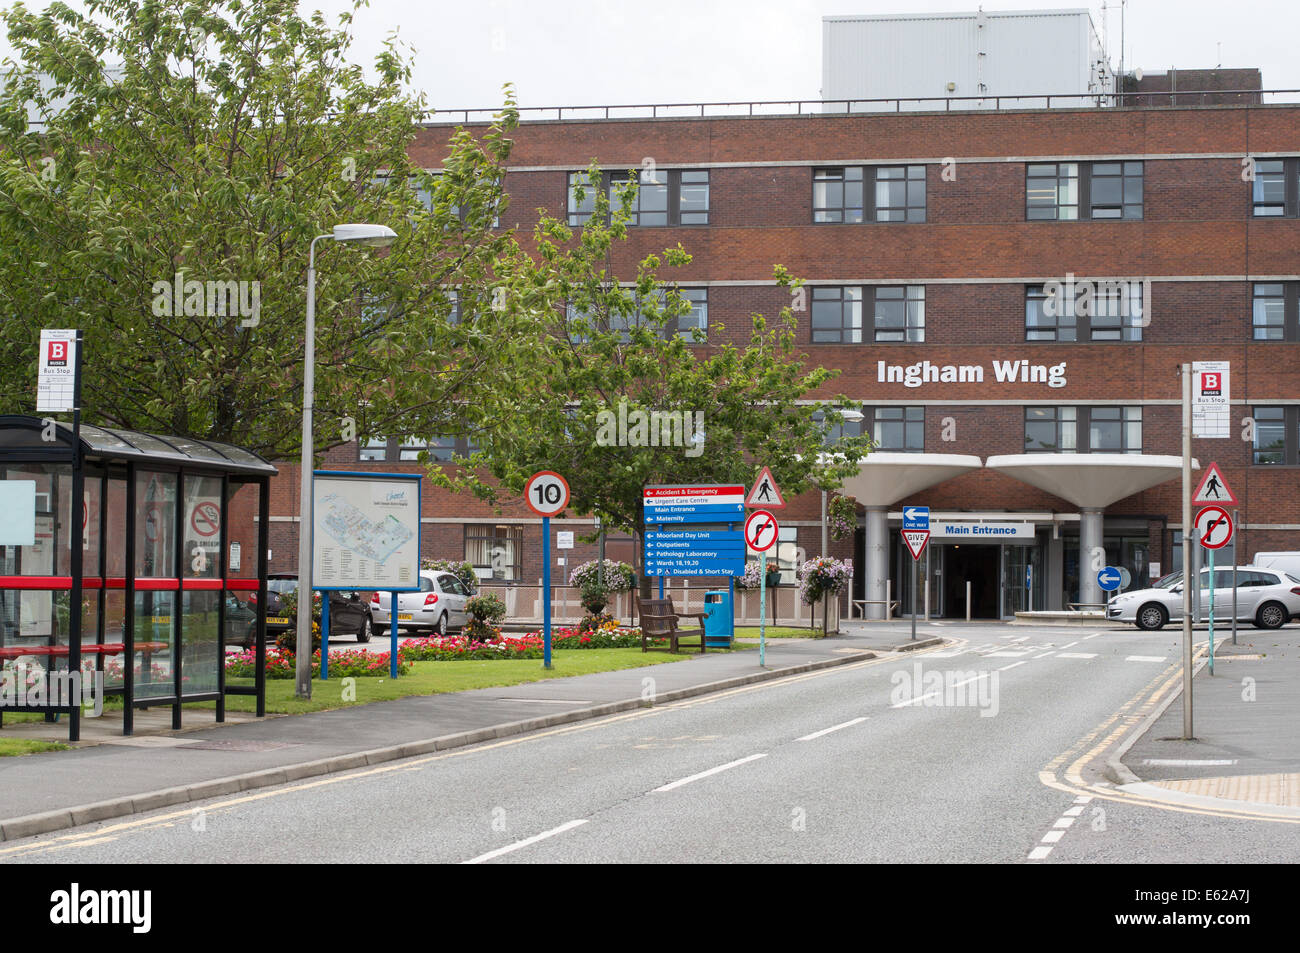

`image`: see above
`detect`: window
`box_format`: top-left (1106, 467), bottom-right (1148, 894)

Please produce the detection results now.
top-left (874, 166), bottom-right (926, 222)
top-left (811, 407), bottom-right (865, 446)
top-left (677, 288), bottom-right (708, 338)
top-left (1253, 282), bottom-right (1298, 340)
top-left (1026, 285), bottom-right (1142, 342)
top-left (813, 166), bottom-right (925, 223)
top-left (810, 287), bottom-right (863, 343)
top-left (1025, 407), bottom-right (1076, 451)
top-left (748, 525), bottom-right (800, 586)
top-left (465, 524), bottom-right (523, 581)
top-left (1087, 407), bottom-right (1142, 453)
top-left (811, 286), bottom-right (923, 343)
top-left (1027, 163), bottom-right (1079, 220)
top-left (1025, 407), bottom-right (1141, 453)
top-left (870, 407), bottom-right (924, 451)
top-left (361, 435), bottom-right (476, 463)
top-left (1252, 159), bottom-right (1298, 217)
top-left (813, 167), bottom-right (863, 223)
top-left (568, 172), bottom-right (597, 226)
top-left (873, 286), bottom-right (925, 342)
top-left (571, 169), bottom-right (709, 226)
top-left (1087, 162), bottom-right (1144, 219)
top-left (1027, 161), bottom-right (1143, 221)
top-left (1251, 406), bottom-right (1294, 464)
top-left (398, 438), bottom-right (427, 461)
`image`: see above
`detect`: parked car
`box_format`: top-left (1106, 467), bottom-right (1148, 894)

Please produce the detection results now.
top-left (1107, 565), bottom-right (1300, 630)
top-left (249, 574), bottom-right (375, 643)
top-left (369, 570), bottom-right (472, 636)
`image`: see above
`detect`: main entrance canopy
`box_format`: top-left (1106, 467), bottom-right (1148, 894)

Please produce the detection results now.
top-left (0, 416), bottom-right (277, 740)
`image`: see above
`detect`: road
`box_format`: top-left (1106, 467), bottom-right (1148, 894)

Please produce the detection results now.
top-left (6, 623), bottom-right (1299, 864)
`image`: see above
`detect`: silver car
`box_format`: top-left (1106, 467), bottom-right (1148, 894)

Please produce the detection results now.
top-left (370, 570), bottom-right (473, 636)
top-left (1107, 565), bottom-right (1300, 630)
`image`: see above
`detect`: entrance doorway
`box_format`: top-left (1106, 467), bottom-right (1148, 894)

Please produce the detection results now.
top-left (943, 544), bottom-right (1000, 618)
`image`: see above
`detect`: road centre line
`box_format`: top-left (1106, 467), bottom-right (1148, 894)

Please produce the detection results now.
top-left (997, 661), bottom-right (1027, 671)
top-left (798, 717), bottom-right (868, 741)
top-left (461, 819), bottom-right (589, 864)
top-left (1033, 651), bottom-right (1055, 659)
top-left (654, 753), bottom-right (768, 792)
top-left (1060, 641), bottom-right (1079, 650)
top-left (1, 648), bottom-right (942, 858)
top-left (1058, 653), bottom-right (1098, 659)
top-left (1126, 655), bottom-right (1166, 662)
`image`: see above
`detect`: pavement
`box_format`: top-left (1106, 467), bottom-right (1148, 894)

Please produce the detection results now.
top-left (1117, 624), bottom-right (1300, 813)
top-left (0, 626), bottom-right (939, 841)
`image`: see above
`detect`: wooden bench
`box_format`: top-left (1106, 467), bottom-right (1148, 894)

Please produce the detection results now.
top-left (638, 598), bottom-right (708, 654)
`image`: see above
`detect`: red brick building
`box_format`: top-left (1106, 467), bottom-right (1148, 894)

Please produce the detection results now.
top-left (266, 90), bottom-right (1300, 620)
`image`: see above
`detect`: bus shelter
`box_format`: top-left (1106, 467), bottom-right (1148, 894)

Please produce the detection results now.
top-left (0, 415), bottom-right (275, 740)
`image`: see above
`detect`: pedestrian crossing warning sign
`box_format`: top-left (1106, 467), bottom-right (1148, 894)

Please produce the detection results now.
top-left (747, 466), bottom-right (785, 509)
top-left (1192, 462), bottom-right (1238, 506)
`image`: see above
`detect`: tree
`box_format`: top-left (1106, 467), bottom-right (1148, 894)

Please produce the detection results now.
top-left (0, 0), bottom-right (535, 459)
top-left (437, 166), bottom-right (872, 592)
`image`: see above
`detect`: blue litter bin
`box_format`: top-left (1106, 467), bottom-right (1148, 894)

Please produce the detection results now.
top-left (703, 590), bottom-right (734, 647)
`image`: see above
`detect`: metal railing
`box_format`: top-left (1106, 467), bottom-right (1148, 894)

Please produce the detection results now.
top-left (425, 89), bottom-right (1299, 126)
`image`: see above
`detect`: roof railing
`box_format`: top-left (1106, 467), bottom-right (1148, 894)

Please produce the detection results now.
top-left (424, 88), bottom-right (1299, 125)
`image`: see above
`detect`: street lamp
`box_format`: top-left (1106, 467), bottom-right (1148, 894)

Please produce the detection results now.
top-left (822, 407), bottom-right (865, 555)
top-left (295, 224), bottom-right (397, 699)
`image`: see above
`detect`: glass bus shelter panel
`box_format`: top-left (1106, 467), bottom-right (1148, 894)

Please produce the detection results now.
top-left (183, 474), bottom-right (223, 580)
top-left (181, 589), bottom-right (221, 695)
top-left (134, 471), bottom-right (177, 578)
top-left (225, 480), bottom-right (261, 583)
top-left (0, 463), bottom-right (74, 579)
top-left (132, 590), bottom-right (176, 699)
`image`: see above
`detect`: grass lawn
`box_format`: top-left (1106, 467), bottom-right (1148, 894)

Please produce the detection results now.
top-left (213, 646), bottom-right (714, 715)
top-left (735, 625), bottom-right (831, 639)
top-left (0, 737), bottom-right (69, 756)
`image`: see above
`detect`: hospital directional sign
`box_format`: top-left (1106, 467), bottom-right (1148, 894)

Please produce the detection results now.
top-left (643, 484), bottom-right (745, 524)
top-left (644, 530), bottom-right (746, 576)
top-left (903, 506), bottom-right (929, 531)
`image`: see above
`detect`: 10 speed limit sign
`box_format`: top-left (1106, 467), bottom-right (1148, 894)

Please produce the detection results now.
top-left (524, 471), bottom-right (570, 517)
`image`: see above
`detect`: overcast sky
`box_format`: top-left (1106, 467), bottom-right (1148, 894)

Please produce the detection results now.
top-left (2, 1), bottom-right (1295, 108)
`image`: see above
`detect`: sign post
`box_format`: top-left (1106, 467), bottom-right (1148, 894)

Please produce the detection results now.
top-left (525, 471), bottom-right (570, 670)
top-left (902, 529), bottom-right (930, 641)
top-left (1195, 504), bottom-right (1233, 676)
top-left (1180, 363), bottom-right (1193, 740)
top-left (745, 509), bottom-right (779, 665)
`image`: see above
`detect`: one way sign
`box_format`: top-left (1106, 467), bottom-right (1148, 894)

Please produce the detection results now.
top-left (902, 506), bottom-right (929, 531)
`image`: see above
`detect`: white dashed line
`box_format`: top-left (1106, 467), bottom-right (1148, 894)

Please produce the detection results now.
top-left (998, 661), bottom-right (1027, 671)
top-left (462, 819), bottom-right (589, 864)
top-left (1059, 641), bottom-right (1079, 650)
top-left (1058, 652), bottom-right (1098, 659)
top-left (798, 717), bottom-right (867, 741)
top-left (1126, 655), bottom-right (1167, 662)
top-left (987, 650), bottom-right (1031, 658)
top-left (1028, 846), bottom-right (1053, 860)
top-left (1053, 816), bottom-right (1076, 829)
top-left (892, 692), bottom-right (941, 708)
top-left (1141, 758), bottom-right (1238, 767)
top-left (1041, 830), bottom-right (1066, 843)
top-left (654, 753), bottom-right (768, 792)
top-left (1032, 651), bottom-right (1055, 659)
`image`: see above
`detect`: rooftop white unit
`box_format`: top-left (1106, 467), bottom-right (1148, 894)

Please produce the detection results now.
top-left (822, 8), bottom-right (1114, 111)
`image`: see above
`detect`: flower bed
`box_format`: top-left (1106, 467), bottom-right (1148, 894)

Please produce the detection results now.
top-left (398, 634), bottom-right (544, 661)
top-left (224, 647), bottom-right (409, 679)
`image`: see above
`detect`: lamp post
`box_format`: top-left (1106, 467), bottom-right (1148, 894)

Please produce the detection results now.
top-left (295, 224), bottom-right (397, 699)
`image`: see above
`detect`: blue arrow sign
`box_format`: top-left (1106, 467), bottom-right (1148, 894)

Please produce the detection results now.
top-left (1097, 567), bottom-right (1122, 591)
top-left (902, 506), bottom-right (929, 531)
top-left (646, 503), bottom-right (746, 524)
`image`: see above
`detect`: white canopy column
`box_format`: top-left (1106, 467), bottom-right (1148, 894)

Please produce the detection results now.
top-left (839, 453), bottom-right (983, 619)
top-left (985, 454), bottom-right (1193, 608)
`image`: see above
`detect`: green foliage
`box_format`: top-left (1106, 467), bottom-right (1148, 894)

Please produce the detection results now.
top-left (422, 559), bottom-right (479, 592)
top-left (0, 0), bottom-right (531, 459)
top-left (464, 592), bottom-right (506, 624)
top-left (579, 579), bottom-right (609, 614)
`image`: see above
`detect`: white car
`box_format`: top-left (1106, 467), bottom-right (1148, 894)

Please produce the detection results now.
top-left (370, 570), bottom-right (473, 636)
top-left (1107, 565), bottom-right (1300, 631)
